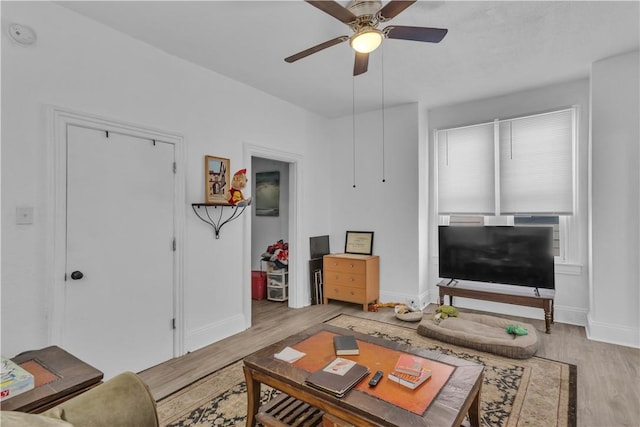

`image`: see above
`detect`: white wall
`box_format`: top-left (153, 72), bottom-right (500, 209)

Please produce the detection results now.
top-left (1, 1), bottom-right (330, 356)
top-left (589, 50), bottom-right (640, 347)
top-left (427, 79), bottom-right (591, 326)
top-left (328, 103), bottom-right (422, 305)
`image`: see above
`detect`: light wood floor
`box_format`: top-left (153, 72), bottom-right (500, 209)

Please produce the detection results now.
top-left (139, 300), bottom-right (640, 427)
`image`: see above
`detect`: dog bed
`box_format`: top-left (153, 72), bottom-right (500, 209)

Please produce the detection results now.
top-left (417, 312), bottom-right (539, 359)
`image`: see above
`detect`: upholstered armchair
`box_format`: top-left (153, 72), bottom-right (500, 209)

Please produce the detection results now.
top-left (1, 372), bottom-right (158, 427)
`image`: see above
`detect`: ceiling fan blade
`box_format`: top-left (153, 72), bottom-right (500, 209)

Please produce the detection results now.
top-left (306, 1), bottom-right (357, 24)
top-left (384, 25), bottom-right (448, 43)
top-left (378, 1), bottom-right (416, 21)
top-left (285, 36), bottom-right (349, 63)
top-left (353, 52), bottom-right (369, 76)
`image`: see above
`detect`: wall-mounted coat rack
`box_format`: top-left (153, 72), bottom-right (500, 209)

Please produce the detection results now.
top-left (192, 203), bottom-right (247, 239)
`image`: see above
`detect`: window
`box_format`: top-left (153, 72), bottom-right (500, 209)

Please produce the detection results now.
top-left (513, 216), bottom-right (560, 257)
top-left (435, 108), bottom-right (577, 263)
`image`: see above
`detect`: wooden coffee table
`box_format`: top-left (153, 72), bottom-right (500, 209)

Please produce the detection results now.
top-left (243, 323), bottom-right (483, 427)
top-left (1, 346), bottom-right (103, 413)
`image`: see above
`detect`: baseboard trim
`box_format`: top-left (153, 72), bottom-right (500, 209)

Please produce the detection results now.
top-left (586, 314), bottom-right (640, 349)
top-left (185, 313), bottom-right (247, 353)
top-left (380, 290), bottom-right (430, 309)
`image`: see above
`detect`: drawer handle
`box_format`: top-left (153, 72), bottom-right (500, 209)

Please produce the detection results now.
top-left (349, 263), bottom-right (354, 268)
top-left (349, 277), bottom-right (355, 281)
top-left (350, 291), bottom-right (355, 295)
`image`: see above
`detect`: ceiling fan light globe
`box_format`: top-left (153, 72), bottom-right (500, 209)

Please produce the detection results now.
top-left (350, 29), bottom-right (383, 53)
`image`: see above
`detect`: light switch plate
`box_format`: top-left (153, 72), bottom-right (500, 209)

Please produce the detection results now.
top-left (16, 207), bottom-right (34, 225)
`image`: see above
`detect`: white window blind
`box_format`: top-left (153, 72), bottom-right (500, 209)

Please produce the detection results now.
top-left (437, 123), bottom-right (495, 214)
top-left (436, 108), bottom-right (575, 216)
top-left (499, 109), bottom-right (574, 214)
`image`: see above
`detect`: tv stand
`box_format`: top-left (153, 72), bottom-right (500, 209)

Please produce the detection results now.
top-left (437, 282), bottom-right (554, 333)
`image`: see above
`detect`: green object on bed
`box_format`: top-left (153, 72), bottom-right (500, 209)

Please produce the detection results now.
top-left (506, 324), bottom-right (529, 336)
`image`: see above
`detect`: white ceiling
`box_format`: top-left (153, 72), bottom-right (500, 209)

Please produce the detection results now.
top-left (57, 1), bottom-right (639, 118)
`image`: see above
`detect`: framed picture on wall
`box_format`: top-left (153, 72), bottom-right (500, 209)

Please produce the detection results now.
top-left (255, 171), bottom-right (280, 216)
top-left (345, 231), bottom-right (374, 255)
top-left (205, 155), bottom-right (230, 204)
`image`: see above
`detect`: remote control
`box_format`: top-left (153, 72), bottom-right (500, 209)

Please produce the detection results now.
top-left (368, 370), bottom-right (383, 387)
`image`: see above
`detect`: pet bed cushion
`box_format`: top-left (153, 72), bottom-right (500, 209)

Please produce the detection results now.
top-left (417, 312), bottom-right (539, 359)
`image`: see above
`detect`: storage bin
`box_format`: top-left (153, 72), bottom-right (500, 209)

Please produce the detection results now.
top-left (251, 270), bottom-right (267, 300)
top-left (268, 285), bottom-right (289, 301)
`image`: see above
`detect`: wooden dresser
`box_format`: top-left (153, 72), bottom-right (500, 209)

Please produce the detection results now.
top-left (323, 254), bottom-right (379, 311)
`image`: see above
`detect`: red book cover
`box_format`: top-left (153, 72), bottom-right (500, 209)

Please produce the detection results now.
top-left (394, 354), bottom-right (424, 376)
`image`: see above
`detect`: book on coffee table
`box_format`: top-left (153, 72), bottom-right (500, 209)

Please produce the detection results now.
top-left (333, 335), bottom-right (359, 356)
top-left (394, 354), bottom-right (424, 376)
top-left (305, 358), bottom-right (369, 398)
top-left (388, 368), bottom-right (432, 390)
top-left (1, 356), bottom-right (35, 401)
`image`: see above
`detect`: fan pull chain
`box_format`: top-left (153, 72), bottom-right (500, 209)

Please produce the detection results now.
top-left (381, 47), bottom-right (386, 183)
top-left (352, 75), bottom-right (356, 188)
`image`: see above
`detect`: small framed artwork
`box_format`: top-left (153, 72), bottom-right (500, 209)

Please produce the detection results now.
top-left (255, 171), bottom-right (280, 216)
top-left (344, 231), bottom-right (374, 255)
top-left (205, 155), bottom-right (230, 204)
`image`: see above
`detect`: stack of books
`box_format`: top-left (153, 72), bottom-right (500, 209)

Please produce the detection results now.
top-left (388, 354), bottom-right (431, 390)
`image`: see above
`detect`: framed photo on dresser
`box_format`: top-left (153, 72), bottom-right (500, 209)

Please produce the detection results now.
top-left (344, 231), bottom-right (374, 255)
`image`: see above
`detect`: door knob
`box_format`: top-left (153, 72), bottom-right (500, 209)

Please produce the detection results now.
top-left (70, 271), bottom-right (84, 280)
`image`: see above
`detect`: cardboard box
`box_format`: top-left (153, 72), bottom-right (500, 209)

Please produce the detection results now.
top-left (1, 356), bottom-right (35, 401)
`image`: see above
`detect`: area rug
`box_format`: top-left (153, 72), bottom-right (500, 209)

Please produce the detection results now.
top-left (157, 314), bottom-right (576, 427)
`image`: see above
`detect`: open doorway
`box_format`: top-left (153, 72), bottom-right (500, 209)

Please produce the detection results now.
top-left (250, 157), bottom-right (290, 306)
top-left (242, 144), bottom-right (304, 328)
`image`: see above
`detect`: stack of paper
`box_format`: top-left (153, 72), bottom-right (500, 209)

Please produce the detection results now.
top-left (274, 346), bottom-right (306, 363)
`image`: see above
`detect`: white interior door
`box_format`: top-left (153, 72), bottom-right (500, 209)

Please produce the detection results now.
top-left (64, 125), bottom-right (175, 379)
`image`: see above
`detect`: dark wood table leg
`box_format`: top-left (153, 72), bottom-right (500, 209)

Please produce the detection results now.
top-left (543, 299), bottom-right (553, 333)
top-left (467, 382), bottom-right (482, 427)
top-left (243, 365), bottom-right (260, 427)
top-left (439, 288), bottom-right (445, 306)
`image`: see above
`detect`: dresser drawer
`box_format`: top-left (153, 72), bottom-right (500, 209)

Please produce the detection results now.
top-left (324, 272), bottom-right (366, 288)
top-left (323, 257), bottom-right (366, 275)
top-left (324, 285), bottom-right (366, 304)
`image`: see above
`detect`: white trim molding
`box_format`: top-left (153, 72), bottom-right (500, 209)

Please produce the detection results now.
top-left (587, 314), bottom-right (640, 349)
top-left (242, 143), bottom-right (305, 329)
top-left (47, 105), bottom-right (186, 356)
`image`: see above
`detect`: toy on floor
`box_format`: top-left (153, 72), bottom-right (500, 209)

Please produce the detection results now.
top-left (506, 324), bottom-right (529, 336)
top-left (434, 305), bottom-right (459, 323)
top-left (369, 302), bottom-right (405, 312)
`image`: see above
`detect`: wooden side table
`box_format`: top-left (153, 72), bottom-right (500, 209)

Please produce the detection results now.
top-left (0, 346), bottom-right (103, 413)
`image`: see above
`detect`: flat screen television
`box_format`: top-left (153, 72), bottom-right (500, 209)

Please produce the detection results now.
top-left (438, 226), bottom-right (555, 289)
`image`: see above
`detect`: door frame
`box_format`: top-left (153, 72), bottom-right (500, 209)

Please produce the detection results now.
top-left (47, 106), bottom-right (186, 356)
top-left (243, 143), bottom-right (304, 323)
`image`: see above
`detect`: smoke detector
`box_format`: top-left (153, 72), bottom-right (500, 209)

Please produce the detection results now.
top-left (8, 23), bottom-right (37, 46)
